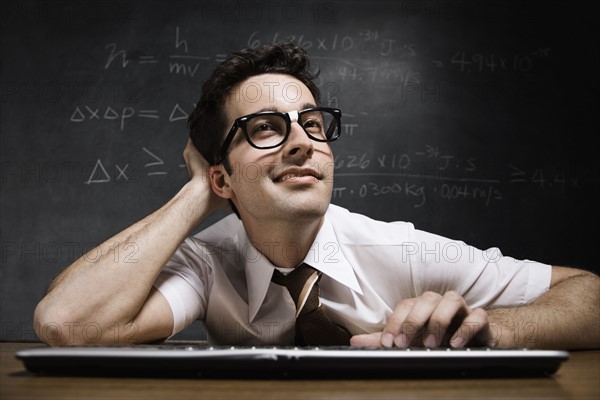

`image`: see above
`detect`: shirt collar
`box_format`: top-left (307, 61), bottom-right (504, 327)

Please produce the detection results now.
top-left (302, 214), bottom-right (363, 295)
top-left (243, 211), bottom-right (363, 323)
top-left (238, 223), bottom-right (276, 324)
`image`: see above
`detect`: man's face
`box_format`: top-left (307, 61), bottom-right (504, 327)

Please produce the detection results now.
top-left (218, 73), bottom-right (335, 228)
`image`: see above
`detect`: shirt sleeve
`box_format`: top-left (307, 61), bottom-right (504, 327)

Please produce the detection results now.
top-left (153, 238), bottom-right (212, 337)
top-left (407, 228), bottom-right (552, 308)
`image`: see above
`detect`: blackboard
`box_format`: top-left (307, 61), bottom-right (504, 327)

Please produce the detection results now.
top-left (1, 0), bottom-right (599, 341)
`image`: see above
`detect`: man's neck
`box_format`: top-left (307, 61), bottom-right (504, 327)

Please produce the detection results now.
top-left (245, 216), bottom-right (324, 269)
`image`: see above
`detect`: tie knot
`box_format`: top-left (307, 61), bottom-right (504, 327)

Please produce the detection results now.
top-left (271, 263), bottom-right (351, 345)
top-left (271, 263), bottom-right (321, 317)
top-left (272, 263), bottom-right (319, 287)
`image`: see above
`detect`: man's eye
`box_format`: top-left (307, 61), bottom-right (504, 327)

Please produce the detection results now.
top-left (303, 119), bottom-right (323, 132)
top-left (251, 123), bottom-right (279, 136)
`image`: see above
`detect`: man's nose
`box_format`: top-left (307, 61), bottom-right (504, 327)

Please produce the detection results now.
top-left (282, 121), bottom-right (314, 158)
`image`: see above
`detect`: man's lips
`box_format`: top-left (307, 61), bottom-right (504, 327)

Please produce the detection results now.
top-left (272, 168), bottom-right (321, 183)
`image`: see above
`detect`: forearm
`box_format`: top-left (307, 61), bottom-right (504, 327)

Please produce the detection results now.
top-left (487, 270), bottom-right (600, 349)
top-left (34, 178), bottom-right (214, 343)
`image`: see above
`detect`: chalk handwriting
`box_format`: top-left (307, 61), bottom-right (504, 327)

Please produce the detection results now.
top-left (69, 103), bottom-right (190, 131)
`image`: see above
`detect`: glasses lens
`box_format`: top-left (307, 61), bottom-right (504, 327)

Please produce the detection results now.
top-left (240, 109), bottom-right (340, 150)
top-left (300, 109), bottom-right (339, 141)
top-left (245, 114), bottom-right (288, 148)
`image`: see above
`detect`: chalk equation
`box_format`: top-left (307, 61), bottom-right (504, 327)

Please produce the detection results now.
top-left (248, 30), bottom-right (421, 86)
top-left (332, 180), bottom-right (501, 208)
top-left (432, 48), bottom-right (551, 74)
top-left (331, 146), bottom-right (582, 208)
top-left (247, 30), bottom-right (411, 58)
top-left (104, 27), bottom-right (230, 77)
top-left (103, 27), bottom-right (410, 79)
top-left (101, 26), bottom-right (422, 86)
top-left (84, 147), bottom-right (186, 185)
top-left (69, 103), bottom-right (191, 131)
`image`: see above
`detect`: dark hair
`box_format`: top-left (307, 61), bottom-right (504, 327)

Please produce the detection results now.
top-left (187, 42), bottom-right (321, 166)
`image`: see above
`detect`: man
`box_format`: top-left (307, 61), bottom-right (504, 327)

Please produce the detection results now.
top-left (34, 43), bottom-right (599, 349)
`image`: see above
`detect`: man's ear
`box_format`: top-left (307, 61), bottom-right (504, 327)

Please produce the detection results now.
top-left (209, 165), bottom-right (233, 199)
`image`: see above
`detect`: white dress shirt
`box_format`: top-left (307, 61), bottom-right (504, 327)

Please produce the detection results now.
top-left (155, 204), bottom-right (551, 345)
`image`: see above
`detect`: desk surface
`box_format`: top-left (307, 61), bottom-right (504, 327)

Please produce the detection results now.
top-left (2, 342), bottom-right (599, 400)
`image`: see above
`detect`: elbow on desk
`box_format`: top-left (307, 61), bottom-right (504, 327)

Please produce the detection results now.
top-left (33, 297), bottom-right (144, 346)
top-left (33, 299), bottom-right (96, 347)
top-left (33, 300), bottom-right (67, 346)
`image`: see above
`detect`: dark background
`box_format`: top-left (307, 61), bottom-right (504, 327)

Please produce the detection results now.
top-left (1, 1), bottom-right (598, 341)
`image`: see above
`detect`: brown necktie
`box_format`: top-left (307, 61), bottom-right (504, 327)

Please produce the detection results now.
top-left (272, 263), bottom-right (351, 346)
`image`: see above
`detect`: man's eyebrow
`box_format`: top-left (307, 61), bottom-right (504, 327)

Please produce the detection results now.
top-left (254, 103), bottom-right (318, 113)
top-left (300, 102), bottom-right (318, 110)
top-left (255, 106), bottom-right (279, 113)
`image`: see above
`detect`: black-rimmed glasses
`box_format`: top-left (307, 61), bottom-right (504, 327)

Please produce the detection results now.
top-left (216, 107), bottom-right (342, 164)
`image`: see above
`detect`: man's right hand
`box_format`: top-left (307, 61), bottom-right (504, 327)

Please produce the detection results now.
top-left (183, 138), bottom-right (210, 179)
top-left (183, 138), bottom-right (230, 214)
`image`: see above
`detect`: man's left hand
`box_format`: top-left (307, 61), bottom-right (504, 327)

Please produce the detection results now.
top-left (350, 291), bottom-right (493, 348)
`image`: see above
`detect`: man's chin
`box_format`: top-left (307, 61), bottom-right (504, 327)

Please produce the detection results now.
top-left (270, 197), bottom-right (329, 220)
